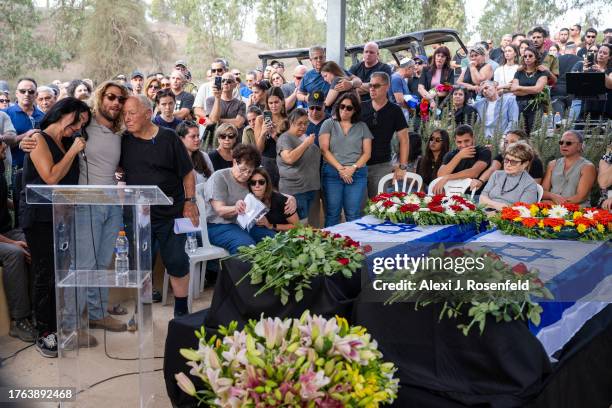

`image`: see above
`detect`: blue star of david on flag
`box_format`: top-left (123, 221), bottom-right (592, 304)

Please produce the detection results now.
top-left (484, 242), bottom-right (563, 263)
top-left (355, 221), bottom-right (421, 235)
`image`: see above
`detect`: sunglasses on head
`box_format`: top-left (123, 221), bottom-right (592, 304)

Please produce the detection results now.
top-left (104, 93), bottom-right (127, 103)
top-left (339, 103), bottom-right (354, 111)
top-left (249, 179), bottom-right (266, 186)
top-left (18, 89), bottom-right (36, 95)
top-left (308, 105), bottom-right (322, 111)
top-left (559, 140), bottom-right (575, 146)
top-left (218, 133), bottom-right (237, 140)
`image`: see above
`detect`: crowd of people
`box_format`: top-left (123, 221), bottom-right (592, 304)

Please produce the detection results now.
top-left (0, 24), bottom-right (610, 360)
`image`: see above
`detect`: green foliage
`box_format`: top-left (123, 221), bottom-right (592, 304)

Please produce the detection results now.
top-left (80, 0), bottom-right (155, 82)
top-left (255, 0), bottom-right (325, 49)
top-left (50, 0), bottom-right (88, 61)
top-left (150, 0), bottom-right (172, 21)
top-left (0, 0), bottom-right (62, 78)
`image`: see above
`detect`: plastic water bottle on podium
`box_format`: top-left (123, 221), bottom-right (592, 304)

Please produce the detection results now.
top-left (115, 230), bottom-right (129, 278)
top-left (185, 232), bottom-right (197, 254)
top-left (553, 112), bottom-right (562, 128)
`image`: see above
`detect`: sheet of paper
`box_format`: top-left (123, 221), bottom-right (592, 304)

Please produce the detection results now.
top-left (237, 193), bottom-right (269, 231)
top-left (173, 217), bottom-right (200, 234)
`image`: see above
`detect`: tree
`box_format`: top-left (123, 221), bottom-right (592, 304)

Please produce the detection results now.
top-left (80, 0), bottom-right (155, 82)
top-left (255, 0), bottom-right (325, 49)
top-left (150, 0), bottom-right (172, 21)
top-left (0, 0), bottom-right (62, 78)
top-left (50, 0), bottom-right (88, 61)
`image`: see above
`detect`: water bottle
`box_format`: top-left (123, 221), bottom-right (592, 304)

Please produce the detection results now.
top-left (114, 230), bottom-right (129, 276)
top-left (185, 232), bottom-right (197, 254)
top-left (553, 112), bottom-right (562, 128)
top-left (542, 113), bottom-right (551, 129)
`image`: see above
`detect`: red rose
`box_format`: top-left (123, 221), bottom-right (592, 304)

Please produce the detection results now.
top-left (429, 205), bottom-right (444, 213)
top-left (337, 258), bottom-right (349, 266)
top-left (563, 203), bottom-right (580, 212)
top-left (382, 201), bottom-right (394, 208)
top-left (465, 203), bottom-right (476, 210)
top-left (415, 192), bottom-right (426, 198)
top-left (431, 194), bottom-right (445, 203)
top-left (450, 204), bottom-right (463, 212)
top-left (532, 278), bottom-right (544, 288)
top-left (400, 204), bottom-right (420, 213)
top-left (512, 263), bottom-right (528, 276)
top-left (392, 192), bottom-right (407, 198)
top-left (333, 233), bottom-right (342, 239)
top-left (362, 244), bottom-right (373, 253)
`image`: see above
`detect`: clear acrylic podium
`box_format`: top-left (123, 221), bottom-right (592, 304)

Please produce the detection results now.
top-left (26, 185), bottom-right (172, 408)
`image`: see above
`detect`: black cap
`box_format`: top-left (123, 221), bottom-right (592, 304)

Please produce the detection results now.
top-left (308, 90), bottom-right (325, 107)
top-left (131, 70), bottom-right (144, 79)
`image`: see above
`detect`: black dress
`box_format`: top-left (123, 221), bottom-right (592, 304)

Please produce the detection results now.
top-left (19, 131), bottom-right (80, 335)
top-left (264, 191), bottom-right (294, 226)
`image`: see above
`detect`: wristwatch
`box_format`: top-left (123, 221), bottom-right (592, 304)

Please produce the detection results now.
top-left (185, 197), bottom-right (196, 203)
top-left (399, 164), bottom-right (408, 171)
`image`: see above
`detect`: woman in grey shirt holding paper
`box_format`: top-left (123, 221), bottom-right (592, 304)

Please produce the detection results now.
top-left (319, 93), bottom-right (372, 226)
top-left (276, 108), bottom-right (321, 222)
top-left (480, 141), bottom-right (539, 210)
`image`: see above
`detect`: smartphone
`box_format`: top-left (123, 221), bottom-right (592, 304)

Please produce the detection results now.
top-left (263, 110), bottom-right (272, 123)
top-left (214, 76), bottom-right (222, 90)
top-left (586, 52), bottom-right (595, 66)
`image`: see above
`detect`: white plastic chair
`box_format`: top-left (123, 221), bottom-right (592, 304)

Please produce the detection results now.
top-left (162, 183), bottom-right (229, 313)
top-left (377, 172), bottom-right (423, 194)
top-left (428, 177), bottom-right (476, 201)
top-left (536, 184), bottom-right (544, 202)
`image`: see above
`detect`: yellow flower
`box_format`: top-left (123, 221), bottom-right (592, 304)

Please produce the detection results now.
top-left (538, 221), bottom-right (545, 228)
top-left (573, 211), bottom-right (583, 220)
top-left (576, 224), bottom-right (587, 234)
top-left (553, 226), bottom-right (562, 232)
top-left (564, 220), bottom-right (575, 227)
top-left (513, 217), bottom-right (523, 222)
top-left (597, 224), bottom-right (605, 233)
top-left (541, 208), bottom-right (549, 216)
top-left (530, 205), bottom-right (539, 216)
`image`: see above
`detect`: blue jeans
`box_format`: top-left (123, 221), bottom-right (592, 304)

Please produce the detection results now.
top-left (322, 163), bottom-right (368, 227)
top-left (294, 190), bottom-right (317, 220)
top-left (207, 223), bottom-right (276, 254)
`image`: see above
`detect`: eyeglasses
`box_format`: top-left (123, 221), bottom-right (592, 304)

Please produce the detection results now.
top-left (37, 96), bottom-right (53, 101)
top-left (104, 93), bottom-right (127, 103)
top-left (18, 89), bottom-right (36, 95)
top-left (218, 133), bottom-right (237, 140)
top-left (236, 165), bottom-right (254, 175)
top-left (415, 61), bottom-right (423, 65)
top-left (161, 83), bottom-right (171, 88)
top-left (429, 137), bottom-right (442, 143)
top-left (149, 85), bottom-right (161, 90)
top-left (295, 76), bottom-right (303, 80)
top-left (221, 79), bottom-right (235, 84)
top-left (558, 140), bottom-right (575, 146)
top-left (212, 68), bottom-right (224, 73)
top-left (308, 105), bottom-right (322, 111)
top-left (503, 158), bottom-right (524, 166)
top-left (339, 104), bottom-right (354, 111)
top-left (370, 83), bottom-right (385, 89)
top-left (248, 179), bottom-right (266, 186)
top-left (0, 98), bottom-right (9, 103)
top-left (586, 35), bottom-right (596, 39)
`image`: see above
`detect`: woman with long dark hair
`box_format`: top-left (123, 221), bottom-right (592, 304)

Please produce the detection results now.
top-left (254, 86), bottom-right (288, 188)
top-left (320, 61), bottom-right (350, 109)
top-left (510, 46), bottom-right (549, 134)
top-left (248, 168), bottom-right (299, 231)
top-left (416, 129), bottom-right (450, 190)
top-left (450, 87), bottom-right (478, 125)
top-left (418, 46), bottom-right (455, 113)
top-left (19, 97), bottom-right (90, 358)
top-left (176, 121), bottom-right (213, 184)
top-left (494, 44), bottom-right (520, 91)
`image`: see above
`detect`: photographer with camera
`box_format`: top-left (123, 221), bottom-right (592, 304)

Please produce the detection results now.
top-left (568, 43), bottom-right (612, 120)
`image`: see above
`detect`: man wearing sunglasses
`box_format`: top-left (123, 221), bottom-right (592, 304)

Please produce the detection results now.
top-left (194, 59), bottom-right (229, 121)
top-left (206, 72), bottom-right (247, 134)
top-left (305, 91), bottom-right (329, 144)
top-left (577, 27), bottom-right (598, 59)
top-left (2, 78), bottom-right (44, 174)
top-left (283, 65), bottom-right (308, 111)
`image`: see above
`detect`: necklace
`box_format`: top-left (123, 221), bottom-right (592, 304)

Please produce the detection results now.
top-left (501, 172), bottom-right (525, 194)
top-left (525, 70), bottom-right (536, 78)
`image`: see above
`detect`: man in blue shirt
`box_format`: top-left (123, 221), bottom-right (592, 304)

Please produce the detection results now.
top-left (2, 78), bottom-right (44, 170)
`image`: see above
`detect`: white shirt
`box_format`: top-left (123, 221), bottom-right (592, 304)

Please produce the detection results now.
top-left (494, 64), bottom-right (518, 87)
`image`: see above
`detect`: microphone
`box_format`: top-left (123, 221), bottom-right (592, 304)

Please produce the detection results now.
top-left (75, 130), bottom-right (88, 161)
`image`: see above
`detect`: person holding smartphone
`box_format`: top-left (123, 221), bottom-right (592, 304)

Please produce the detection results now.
top-left (205, 72), bottom-right (247, 134)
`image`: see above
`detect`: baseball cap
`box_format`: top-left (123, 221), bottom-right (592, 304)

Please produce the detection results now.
top-left (175, 59), bottom-right (187, 67)
top-left (414, 55), bottom-right (428, 63)
top-left (308, 90), bottom-right (325, 107)
top-left (399, 57), bottom-right (415, 68)
top-left (0, 80), bottom-right (9, 95)
top-left (131, 70), bottom-right (144, 79)
top-left (468, 44), bottom-right (487, 56)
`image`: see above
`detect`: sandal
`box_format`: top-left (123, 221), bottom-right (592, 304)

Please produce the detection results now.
top-left (107, 304), bottom-right (128, 315)
top-left (127, 315), bottom-right (138, 332)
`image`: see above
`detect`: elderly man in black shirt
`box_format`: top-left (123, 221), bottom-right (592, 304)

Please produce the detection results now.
top-left (121, 95), bottom-right (197, 317)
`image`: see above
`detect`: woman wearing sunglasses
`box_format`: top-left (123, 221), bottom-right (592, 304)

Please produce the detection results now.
top-left (416, 129), bottom-right (450, 190)
top-left (248, 168), bottom-right (299, 231)
top-left (209, 123), bottom-right (239, 170)
top-left (479, 141), bottom-right (539, 210)
top-left (319, 92), bottom-right (372, 226)
top-left (277, 108), bottom-right (321, 223)
top-left (542, 130), bottom-right (596, 206)
top-left (144, 77), bottom-right (161, 109)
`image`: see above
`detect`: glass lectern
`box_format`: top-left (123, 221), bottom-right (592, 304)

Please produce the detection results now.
top-left (26, 185), bottom-right (172, 407)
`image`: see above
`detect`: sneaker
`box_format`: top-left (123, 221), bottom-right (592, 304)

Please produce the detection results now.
top-left (36, 332), bottom-right (58, 358)
top-left (152, 289), bottom-right (162, 303)
top-left (9, 318), bottom-right (36, 343)
top-left (89, 316), bottom-right (128, 332)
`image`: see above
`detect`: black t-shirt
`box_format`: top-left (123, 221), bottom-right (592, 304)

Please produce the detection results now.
top-left (513, 70), bottom-right (547, 102)
top-left (349, 61), bottom-right (393, 101)
top-left (265, 191), bottom-right (293, 225)
top-left (552, 54), bottom-right (581, 96)
top-left (0, 169), bottom-right (12, 233)
top-left (407, 77), bottom-right (420, 95)
top-left (489, 47), bottom-right (504, 64)
top-left (361, 100), bottom-right (408, 165)
top-left (442, 145), bottom-right (492, 177)
top-left (120, 127), bottom-right (194, 221)
top-left (208, 149), bottom-right (233, 171)
top-left (493, 153), bottom-right (544, 179)
top-left (175, 91), bottom-right (195, 112)
top-left (454, 105), bottom-right (479, 126)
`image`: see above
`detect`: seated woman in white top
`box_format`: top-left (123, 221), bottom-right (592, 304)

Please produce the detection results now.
top-left (479, 141), bottom-right (539, 210)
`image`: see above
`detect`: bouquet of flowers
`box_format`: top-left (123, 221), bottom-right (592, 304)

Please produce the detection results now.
top-left (419, 83), bottom-right (453, 121)
top-left (492, 202), bottom-right (612, 241)
top-left (176, 311), bottom-right (399, 407)
top-left (237, 226), bottom-right (370, 305)
top-left (386, 246), bottom-right (553, 335)
top-left (365, 191), bottom-right (486, 226)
